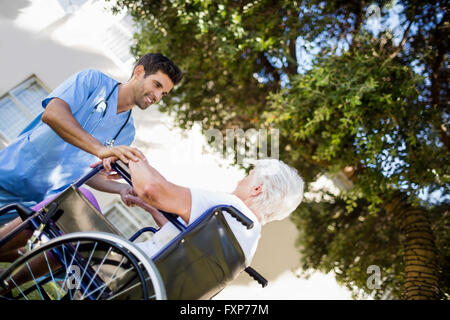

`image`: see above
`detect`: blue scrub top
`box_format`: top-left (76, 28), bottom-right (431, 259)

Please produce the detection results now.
top-left (0, 69), bottom-right (135, 215)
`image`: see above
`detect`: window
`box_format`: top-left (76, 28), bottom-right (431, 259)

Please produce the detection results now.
top-left (103, 201), bottom-right (158, 241)
top-left (102, 20), bottom-right (135, 65)
top-left (58, 0), bottom-right (137, 70)
top-left (57, 0), bottom-right (89, 13)
top-left (0, 76), bottom-right (49, 148)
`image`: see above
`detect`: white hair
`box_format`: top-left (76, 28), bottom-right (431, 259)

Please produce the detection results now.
top-left (250, 159), bottom-right (304, 224)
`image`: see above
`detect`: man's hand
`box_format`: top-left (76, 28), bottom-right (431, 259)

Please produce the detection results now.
top-left (91, 147), bottom-right (147, 174)
top-left (42, 98), bottom-right (145, 164)
top-left (97, 145), bottom-right (145, 166)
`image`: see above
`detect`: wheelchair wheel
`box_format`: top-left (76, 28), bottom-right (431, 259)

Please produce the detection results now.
top-left (0, 232), bottom-right (166, 300)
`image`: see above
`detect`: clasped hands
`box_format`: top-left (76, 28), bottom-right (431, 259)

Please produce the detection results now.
top-left (91, 145), bottom-right (149, 208)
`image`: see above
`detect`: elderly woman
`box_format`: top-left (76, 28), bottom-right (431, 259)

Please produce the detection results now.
top-left (126, 156), bottom-right (305, 266)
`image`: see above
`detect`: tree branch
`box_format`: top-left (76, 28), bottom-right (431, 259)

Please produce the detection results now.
top-left (389, 19), bottom-right (414, 60)
top-left (285, 36), bottom-right (299, 75)
top-left (349, 1), bottom-right (364, 51)
top-left (258, 51), bottom-right (281, 87)
top-left (429, 9), bottom-right (449, 149)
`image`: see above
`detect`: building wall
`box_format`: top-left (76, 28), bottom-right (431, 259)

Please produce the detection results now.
top-left (0, 1), bottom-right (132, 93)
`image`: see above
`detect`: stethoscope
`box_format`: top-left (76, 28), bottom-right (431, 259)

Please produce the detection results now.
top-left (82, 82), bottom-right (131, 147)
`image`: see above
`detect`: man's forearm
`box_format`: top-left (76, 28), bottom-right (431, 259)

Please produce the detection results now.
top-left (42, 98), bottom-right (104, 157)
top-left (42, 98), bottom-right (145, 164)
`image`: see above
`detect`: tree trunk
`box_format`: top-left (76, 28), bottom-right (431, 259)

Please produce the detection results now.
top-left (308, 159), bottom-right (441, 299)
top-left (383, 193), bottom-right (440, 299)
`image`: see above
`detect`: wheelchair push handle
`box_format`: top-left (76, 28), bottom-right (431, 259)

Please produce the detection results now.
top-left (74, 160), bottom-right (130, 188)
top-left (0, 203), bottom-right (34, 221)
top-left (245, 266), bottom-right (268, 288)
top-left (111, 160), bottom-right (131, 184)
top-left (222, 206), bottom-right (254, 230)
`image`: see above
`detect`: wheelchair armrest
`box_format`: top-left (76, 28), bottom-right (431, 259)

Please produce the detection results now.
top-left (222, 206), bottom-right (254, 230)
top-left (245, 266), bottom-right (268, 288)
top-left (129, 227), bottom-right (158, 242)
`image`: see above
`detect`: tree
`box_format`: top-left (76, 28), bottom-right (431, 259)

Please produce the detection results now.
top-left (109, 0), bottom-right (449, 299)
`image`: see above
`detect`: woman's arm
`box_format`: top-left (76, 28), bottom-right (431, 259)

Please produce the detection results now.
top-left (122, 194), bottom-right (169, 227)
top-left (128, 159), bottom-right (192, 224)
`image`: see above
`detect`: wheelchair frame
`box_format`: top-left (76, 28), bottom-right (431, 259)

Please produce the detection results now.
top-left (0, 162), bottom-right (267, 300)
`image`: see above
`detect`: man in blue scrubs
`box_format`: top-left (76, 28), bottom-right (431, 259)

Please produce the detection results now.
top-left (0, 53), bottom-right (182, 224)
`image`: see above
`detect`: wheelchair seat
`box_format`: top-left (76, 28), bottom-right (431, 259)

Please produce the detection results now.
top-left (48, 185), bottom-right (122, 236)
top-left (152, 206), bottom-right (246, 300)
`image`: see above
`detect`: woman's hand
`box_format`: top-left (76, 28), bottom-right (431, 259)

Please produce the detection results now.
top-left (119, 186), bottom-right (139, 207)
top-left (90, 157), bottom-right (122, 179)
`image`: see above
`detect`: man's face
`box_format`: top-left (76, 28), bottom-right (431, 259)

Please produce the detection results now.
top-left (133, 68), bottom-right (174, 110)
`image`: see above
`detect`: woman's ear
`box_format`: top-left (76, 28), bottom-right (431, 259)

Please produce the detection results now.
top-left (251, 183), bottom-right (263, 197)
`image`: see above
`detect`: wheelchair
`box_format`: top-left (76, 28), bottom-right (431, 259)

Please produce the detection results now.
top-left (0, 161), bottom-right (267, 300)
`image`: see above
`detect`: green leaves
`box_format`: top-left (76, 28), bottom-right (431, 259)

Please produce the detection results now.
top-left (264, 45), bottom-right (442, 200)
top-left (109, 0), bottom-right (449, 299)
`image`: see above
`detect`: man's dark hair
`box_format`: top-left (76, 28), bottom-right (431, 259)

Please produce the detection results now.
top-left (132, 53), bottom-right (183, 85)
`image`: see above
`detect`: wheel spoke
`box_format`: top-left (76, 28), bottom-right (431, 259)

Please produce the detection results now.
top-left (80, 246), bottom-right (113, 300)
top-left (8, 276), bottom-right (28, 300)
top-left (1, 232), bottom-right (165, 300)
top-left (95, 255), bottom-right (127, 299)
top-left (58, 241), bottom-right (81, 299)
top-left (24, 261), bottom-right (45, 300)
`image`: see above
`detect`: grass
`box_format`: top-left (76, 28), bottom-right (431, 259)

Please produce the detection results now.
top-left (0, 261), bottom-right (65, 300)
